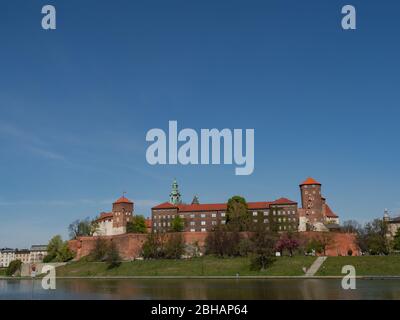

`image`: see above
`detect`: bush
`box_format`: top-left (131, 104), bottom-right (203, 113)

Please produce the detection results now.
top-left (164, 234), bottom-right (185, 259)
top-left (6, 260), bottom-right (22, 276)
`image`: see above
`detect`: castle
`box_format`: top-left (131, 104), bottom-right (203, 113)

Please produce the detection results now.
top-left (93, 195), bottom-right (151, 236)
top-left (91, 177), bottom-right (339, 236)
top-left (151, 177), bottom-right (340, 233)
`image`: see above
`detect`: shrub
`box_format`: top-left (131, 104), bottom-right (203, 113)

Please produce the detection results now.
top-left (164, 234), bottom-right (185, 259)
top-left (6, 260), bottom-right (22, 276)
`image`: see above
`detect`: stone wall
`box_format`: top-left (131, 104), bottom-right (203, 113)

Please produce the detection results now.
top-left (68, 231), bottom-right (359, 261)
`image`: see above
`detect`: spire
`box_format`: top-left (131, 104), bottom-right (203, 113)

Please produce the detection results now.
top-left (169, 178), bottom-right (181, 205)
top-left (191, 195), bottom-right (200, 205)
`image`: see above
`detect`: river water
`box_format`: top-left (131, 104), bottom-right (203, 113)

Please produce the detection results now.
top-left (0, 278), bottom-right (399, 300)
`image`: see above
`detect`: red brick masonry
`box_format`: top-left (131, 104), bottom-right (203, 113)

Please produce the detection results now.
top-left (68, 232), bottom-right (359, 261)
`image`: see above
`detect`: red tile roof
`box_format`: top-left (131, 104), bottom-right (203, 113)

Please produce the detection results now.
top-left (96, 212), bottom-right (113, 221)
top-left (152, 198), bottom-right (297, 212)
top-left (271, 197), bottom-right (297, 205)
top-left (300, 177), bottom-right (321, 186)
top-left (152, 202), bottom-right (177, 209)
top-left (325, 204), bottom-right (338, 218)
top-left (114, 196), bottom-right (133, 204)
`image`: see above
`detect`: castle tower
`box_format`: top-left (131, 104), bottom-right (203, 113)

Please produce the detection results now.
top-left (169, 179), bottom-right (181, 205)
top-left (112, 194), bottom-right (134, 235)
top-left (299, 177), bottom-right (323, 224)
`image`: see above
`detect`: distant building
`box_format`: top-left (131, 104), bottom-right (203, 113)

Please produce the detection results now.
top-left (15, 249), bottom-right (30, 264)
top-left (29, 245), bottom-right (48, 263)
top-left (152, 177), bottom-right (340, 233)
top-left (383, 209), bottom-right (400, 239)
top-left (0, 248), bottom-right (15, 268)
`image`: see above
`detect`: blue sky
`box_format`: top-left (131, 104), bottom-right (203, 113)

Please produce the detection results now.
top-left (1, 0), bottom-right (399, 248)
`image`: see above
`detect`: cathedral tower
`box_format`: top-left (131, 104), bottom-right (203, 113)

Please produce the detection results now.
top-left (169, 179), bottom-right (181, 205)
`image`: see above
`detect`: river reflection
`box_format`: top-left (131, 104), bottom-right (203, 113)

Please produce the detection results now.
top-left (0, 279), bottom-right (399, 300)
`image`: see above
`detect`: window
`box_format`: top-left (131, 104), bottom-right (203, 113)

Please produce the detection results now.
top-left (190, 221), bottom-right (195, 226)
top-left (201, 228), bottom-right (206, 232)
top-left (253, 219), bottom-right (258, 223)
top-left (253, 211), bottom-right (257, 216)
top-left (211, 213), bottom-right (217, 218)
top-left (264, 211), bottom-right (269, 216)
top-left (221, 212), bottom-right (226, 217)
top-left (201, 221), bottom-right (206, 226)
top-left (190, 229), bottom-right (195, 232)
top-left (264, 219), bottom-right (269, 223)
top-left (221, 220), bottom-right (226, 224)
top-left (180, 214), bottom-right (184, 218)
top-left (201, 213), bottom-right (206, 218)
top-left (212, 221), bottom-right (217, 225)
top-left (190, 214), bottom-right (195, 218)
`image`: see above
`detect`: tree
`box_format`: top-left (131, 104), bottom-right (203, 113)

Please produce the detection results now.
top-left (46, 235), bottom-right (74, 262)
top-left (226, 196), bottom-right (250, 231)
top-left (106, 241), bottom-right (121, 269)
top-left (164, 234), bottom-right (185, 259)
top-left (170, 216), bottom-right (184, 232)
top-left (142, 233), bottom-right (165, 259)
top-left (249, 225), bottom-right (277, 271)
top-left (6, 260), bottom-right (22, 276)
top-left (357, 219), bottom-right (389, 255)
top-left (342, 220), bottom-right (361, 233)
top-left (69, 218), bottom-right (98, 239)
top-left (275, 232), bottom-right (300, 256)
top-left (393, 229), bottom-right (400, 251)
top-left (126, 215), bottom-right (147, 234)
top-left (316, 233), bottom-right (334, 256)
top-left (90, 237), bottom-right (109, 261)
top-left (205, 225), bottom-right (241, 257)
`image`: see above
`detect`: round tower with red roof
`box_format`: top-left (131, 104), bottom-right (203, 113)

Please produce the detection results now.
top-left (299, 177), bottom-right (323, 224)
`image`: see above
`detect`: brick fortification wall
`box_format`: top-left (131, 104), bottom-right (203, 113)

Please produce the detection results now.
top-left (68, 231), bottom-right (359, 261)
top-left (69, 232), bottom-right (208, 261)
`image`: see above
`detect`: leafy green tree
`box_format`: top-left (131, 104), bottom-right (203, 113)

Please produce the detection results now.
top-left (357, 219), bottom-right (389, 255)
top-left (69, 218), bottom-right (98, 239)
top-left (393, 229), bottom-right (400, 251)
top-left (226, 196), bottom-right (250, 231)
top-left (6, 260), bottom-right (22, 276)
top-left (170, 216), bottom-right (184, 232)
top-left (126, 215), bottom-right (147, 234)
top-left (46, 235), bottom-right (74, 262)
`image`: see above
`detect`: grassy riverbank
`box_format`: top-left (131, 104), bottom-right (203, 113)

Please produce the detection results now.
top-left (316, 256), bottom-right (400, 276)
top-left (54, 256), bottom-right (400, 277)
top-left (55, 256), bottom-right (315, 277)
top-left (0, 268), bottom-right (6, 276)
